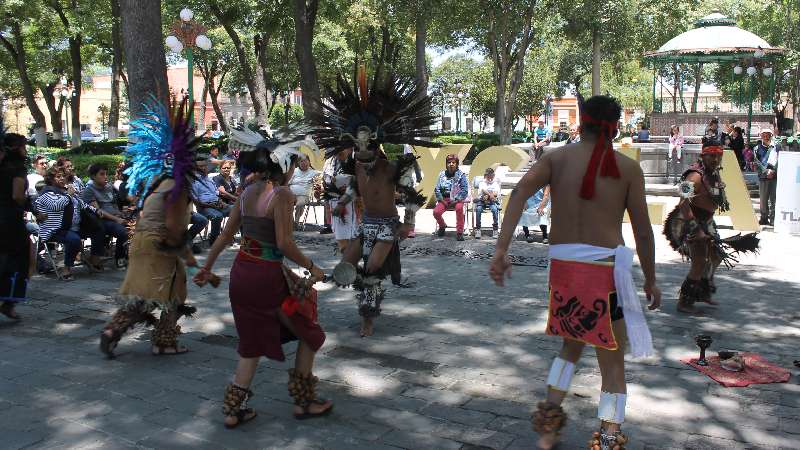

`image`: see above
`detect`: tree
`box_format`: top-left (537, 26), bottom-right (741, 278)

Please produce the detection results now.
top-left (293, 0), bottom-right (322, 118)
top-left (108, 0), bottom-right (124, 138)
top-left (0, 5), bottom-right (49, 147)
top-left (120, 0), bottom-right (169, 116)
top-left (194, 28), bottom-right (237, 133)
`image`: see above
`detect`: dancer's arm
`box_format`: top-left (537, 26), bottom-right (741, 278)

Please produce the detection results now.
top-left (626, 166), bottom-right (661, 310)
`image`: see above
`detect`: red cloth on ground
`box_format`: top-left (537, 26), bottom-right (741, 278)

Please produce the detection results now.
top-left (681, 352), bottom-right (791, 387)
top-left (229, 254), bottom-right (325, 360)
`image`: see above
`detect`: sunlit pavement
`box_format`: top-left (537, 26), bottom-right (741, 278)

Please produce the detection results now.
top-left (2, 209), bottom-right (799, 449)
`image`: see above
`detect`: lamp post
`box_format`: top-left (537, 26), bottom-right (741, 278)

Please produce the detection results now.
top-left (56, 83), bottom-right (74, 142)
top-left (165, 8), bottom-right (212, 127)
top-left (451, 80), bottom-right (469, 133)
top-left (284, 89), bottom-right (291, 125)
top-left (733, 47), bottom-right (774, 144)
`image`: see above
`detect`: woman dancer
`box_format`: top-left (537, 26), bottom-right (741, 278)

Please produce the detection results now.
top-left (195, 128), bottom-right (332, 428)
top-left (99, 98), bottom-right (200, 357)
top-left (0, 132), bottom-right (30, 320)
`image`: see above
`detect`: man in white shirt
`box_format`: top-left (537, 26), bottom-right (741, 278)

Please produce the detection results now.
top-left (474, 167), bottom-right (502, 239)
top-left (289, 154), bottom-right (319, 222)
top-left (27, 154), bottom-right (48, 197)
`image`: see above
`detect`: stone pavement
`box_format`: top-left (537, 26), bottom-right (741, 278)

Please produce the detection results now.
top-left (2, 210), bottom-right (800, 450)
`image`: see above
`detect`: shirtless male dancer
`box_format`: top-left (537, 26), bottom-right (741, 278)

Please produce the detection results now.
top-left (490, 95), bottom-right (661, 450)
top-left (337, 142), bottom-right (422, 337)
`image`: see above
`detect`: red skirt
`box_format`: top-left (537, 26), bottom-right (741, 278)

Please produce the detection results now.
top-left (229, 254), bottom-right (325, 360)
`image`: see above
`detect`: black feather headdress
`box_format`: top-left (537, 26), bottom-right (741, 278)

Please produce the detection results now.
top-left (308, 66), bottom-right (439, 158)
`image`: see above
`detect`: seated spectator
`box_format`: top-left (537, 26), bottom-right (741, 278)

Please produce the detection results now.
top-left (190, 156), bottom-right (231, 247)
top-left (289, 154), bottom-right (318, 223)
top-left (636, 125), bottom-right (650, 143)
top-left (212, 160), bottom-right (238, 205)
top-left (55, 156), bottom-right (86, 195)
top-left (432, 154), bottom-right (469, 241)
top-left (27, 154), bottom-right (47, 198)
top-left (82, 163), bottom-right (130, 268)
top-left (532, 120), bottom-right (551, 160)
top-left (552, 126), bottom-right (569, 142)
top-left (474, 167), bottom-right (502, 239)
top-left (566, 124), bottom-right (580, 144)
top-left (208, 145), bottom-right (224, 173)
top-left (35, 167), bottom-right (107, 280)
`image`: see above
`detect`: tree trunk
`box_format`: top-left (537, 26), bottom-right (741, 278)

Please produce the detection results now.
top-left (208, 2), bottom-right (267, 127)
top-left (41, 83), bottom-right (65, 140)
top-left (120, 0), bottom-right (169, 118)
top-left (0, 22), bottom-right (48, 147)
top-left (672, 64), bottom-right (678, 113)
top-left (415, 10), bottom-right (428, 93)
top-left (253, 35), bottom-right (273, 130)
top-left (691, 63), bottom-right (703, 113)
top-left (69, 36), bottom-right (83, 147)
top-left (108, 0), bottom-right (123, 139)
top-left (293, 0), bottom-right (322, 118)
top-left (198, 83), bottom-right (209, 134)
top-left (591, 28), bottom-right (601, 95)
top-left (209, 77), bottom-right (229, 134)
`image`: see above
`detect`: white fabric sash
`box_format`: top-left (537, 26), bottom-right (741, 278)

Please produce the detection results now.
top-left (548, 244), bottom-right (654, 358)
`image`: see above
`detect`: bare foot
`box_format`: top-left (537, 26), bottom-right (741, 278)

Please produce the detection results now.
top-left (360, 317), bottom-right (374, 337)
top-left (537, 431), bottom-right (559, 449)
top-left (293, 399), bottom-right (333, 417)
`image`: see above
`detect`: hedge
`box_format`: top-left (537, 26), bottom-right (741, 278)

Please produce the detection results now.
top-left (70, 139), bottom-right (128, 155)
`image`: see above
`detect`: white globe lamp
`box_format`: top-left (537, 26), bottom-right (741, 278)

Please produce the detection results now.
top-left (165, 35), bottom-right (180, 50)
top-left (733, 65), bottom-right (743, 75)
top-left (746, 66), bottom-right (757, 76)
top-left (179, 8), bottom-right (194, 22)
top-left (763, 67), bottom-right (773, 76)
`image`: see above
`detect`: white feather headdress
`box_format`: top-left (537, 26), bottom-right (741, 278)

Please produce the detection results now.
top-left (228, 123), bottom-right (319, 173)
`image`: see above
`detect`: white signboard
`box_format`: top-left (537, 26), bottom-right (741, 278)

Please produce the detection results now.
top-left (774, 152), bottom-right (800, 234)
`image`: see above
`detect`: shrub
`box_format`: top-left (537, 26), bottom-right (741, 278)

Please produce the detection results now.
top-left (45, 149), bottom-right (125, 182)
top-left (71, 139), bottom-right (128, 155)
top-left (383, 143), bottom-right (403, 160)
top-left (198, 136), bottom-right (229, 155)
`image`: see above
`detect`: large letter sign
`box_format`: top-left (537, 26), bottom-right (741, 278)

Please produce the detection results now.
top-left (774, 151), bottom-right (800, 234)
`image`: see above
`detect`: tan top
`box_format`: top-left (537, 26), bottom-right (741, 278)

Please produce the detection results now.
top-left (135, 178), bottom-right (190, 233)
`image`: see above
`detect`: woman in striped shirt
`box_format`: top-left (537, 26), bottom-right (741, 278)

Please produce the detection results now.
top-left (35, 167), bottom-right (108, 281)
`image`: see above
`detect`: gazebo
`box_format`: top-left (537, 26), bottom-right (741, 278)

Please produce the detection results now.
top-left (644, 12), bottom-right (785, 142)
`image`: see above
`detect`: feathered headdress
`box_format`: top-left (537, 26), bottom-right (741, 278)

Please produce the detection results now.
top-left (228, 122), bottom-right (318, 173)
top-left (124, 96), bottom-right (199, 206)
top-left (308, 65), bottom-right (439, 158)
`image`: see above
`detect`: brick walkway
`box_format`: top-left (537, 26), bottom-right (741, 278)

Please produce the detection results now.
top-left (1, 215), bottom-right (799, 449)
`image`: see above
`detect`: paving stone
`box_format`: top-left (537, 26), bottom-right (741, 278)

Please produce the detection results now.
top-left (380, 429), bottom-right (463, 450)
top-left (419, 402), bottom-right (496, 427)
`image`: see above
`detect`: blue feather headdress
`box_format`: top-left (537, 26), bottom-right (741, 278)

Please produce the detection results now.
top-left (124, 96), bottom-right (199, 206)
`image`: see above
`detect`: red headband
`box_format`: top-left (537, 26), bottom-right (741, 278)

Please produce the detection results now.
top-left (579, 114), bottom-right (620, 200)
top-left (702, 145), bottom-right (724, 155)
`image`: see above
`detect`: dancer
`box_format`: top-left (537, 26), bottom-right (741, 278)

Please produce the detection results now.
top-left (311, 66), bottom-right (436, 337)
top-left (664, 142), bottom-right (759, 313)
top-left (0, 130), bottom-right (30, 320)
top-left (194, 126), bottom-right (333, 427)
top-left (99, 98), bottom-right (201, 358)
top-left (322, 147), bottom-right (358, 252)
top-left (519, 185), bottom-right (550, 244)
top-left (490, 96), bottom-right (660, 450)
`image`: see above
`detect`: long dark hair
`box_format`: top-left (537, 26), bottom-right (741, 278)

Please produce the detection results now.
top-left (238, 148), bottom-right (295, 185)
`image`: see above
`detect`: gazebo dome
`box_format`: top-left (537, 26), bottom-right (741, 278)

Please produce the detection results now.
top-left (644, 12), bottom-right (783, 61)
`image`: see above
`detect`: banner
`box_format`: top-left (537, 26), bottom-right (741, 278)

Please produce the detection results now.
top-left (774, 152), bottom-right (800, 234)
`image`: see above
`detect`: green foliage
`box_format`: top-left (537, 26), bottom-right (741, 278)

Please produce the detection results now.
top-left (69, 139), bottom-right (128, 155)
top-left (44, 148), bottom-right (124, 181)
top-left (268, 104), bottom-right (305, 130)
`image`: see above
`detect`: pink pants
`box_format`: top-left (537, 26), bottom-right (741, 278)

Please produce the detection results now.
top-left (433, 199), bottom-right (465, 234)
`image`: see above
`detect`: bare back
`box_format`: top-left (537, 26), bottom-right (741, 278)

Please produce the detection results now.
top-left (356, 159), bottom-right (399, 218)
top-left (546, 140), bottom-right (641, 248)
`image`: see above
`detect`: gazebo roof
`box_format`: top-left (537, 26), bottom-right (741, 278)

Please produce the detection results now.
top-left (644, 12), bottom-right (784, 63)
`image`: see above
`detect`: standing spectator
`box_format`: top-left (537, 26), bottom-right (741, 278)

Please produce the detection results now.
top-left (725, 126), bottom-right (745, 170)
top-left (324, 148), bottom-right (358, 252)
top-left (56, 156), bottom-right (86, 195)
top-left (703, 118), bottom-right (722, 146)
top-left (0, 133), bottom-right (31, 319)
top-left (82, 163), bottom-right (130, 268)
top-left (474, 167), bottom-right (502, 239)
top-left (403, 143), bottom-right (422, 238)
top-left (518, 186), bottom-right (550, 243)
top-left (213, 160), bottom-right (239, 205)
top-left (566, 124), bottom-right (580, 144)
top-left (190, 156), bottom-right (232, 246)
top-left (754, 128), bottom-right (780, 226)
top-left (433, 154), bottom-right (469, 240)
top-left (636, 124), bottom-right (650, 143)
top-left (532, 120), bottom-right (551, 160)
top-left (318, 157), bottom-right (335, 235)
top-left (667, 125), bottom-right (684, 184)
top-left (27, 154), bottom-right (48, 197)
top-left (35, 167), bottom-right (107, 280)
top-left (288, 154), bottom-right (318, 223)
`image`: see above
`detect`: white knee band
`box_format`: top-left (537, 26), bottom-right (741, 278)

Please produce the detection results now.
top-left (546, 357), bottom-right (575, 392)
top-left (598, 391), bottom-right (627, 424)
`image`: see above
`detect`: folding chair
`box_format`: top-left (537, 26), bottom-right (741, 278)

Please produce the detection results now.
top-left (300, 199), bottom-right (325, 231)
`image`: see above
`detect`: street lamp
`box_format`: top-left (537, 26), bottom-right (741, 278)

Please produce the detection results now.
top-left (54, 81), bottom-right (74, 141)
top-left (732, 47), bottom-right (774, 144)
top-left (165, 8), bottom-right (212, 126)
